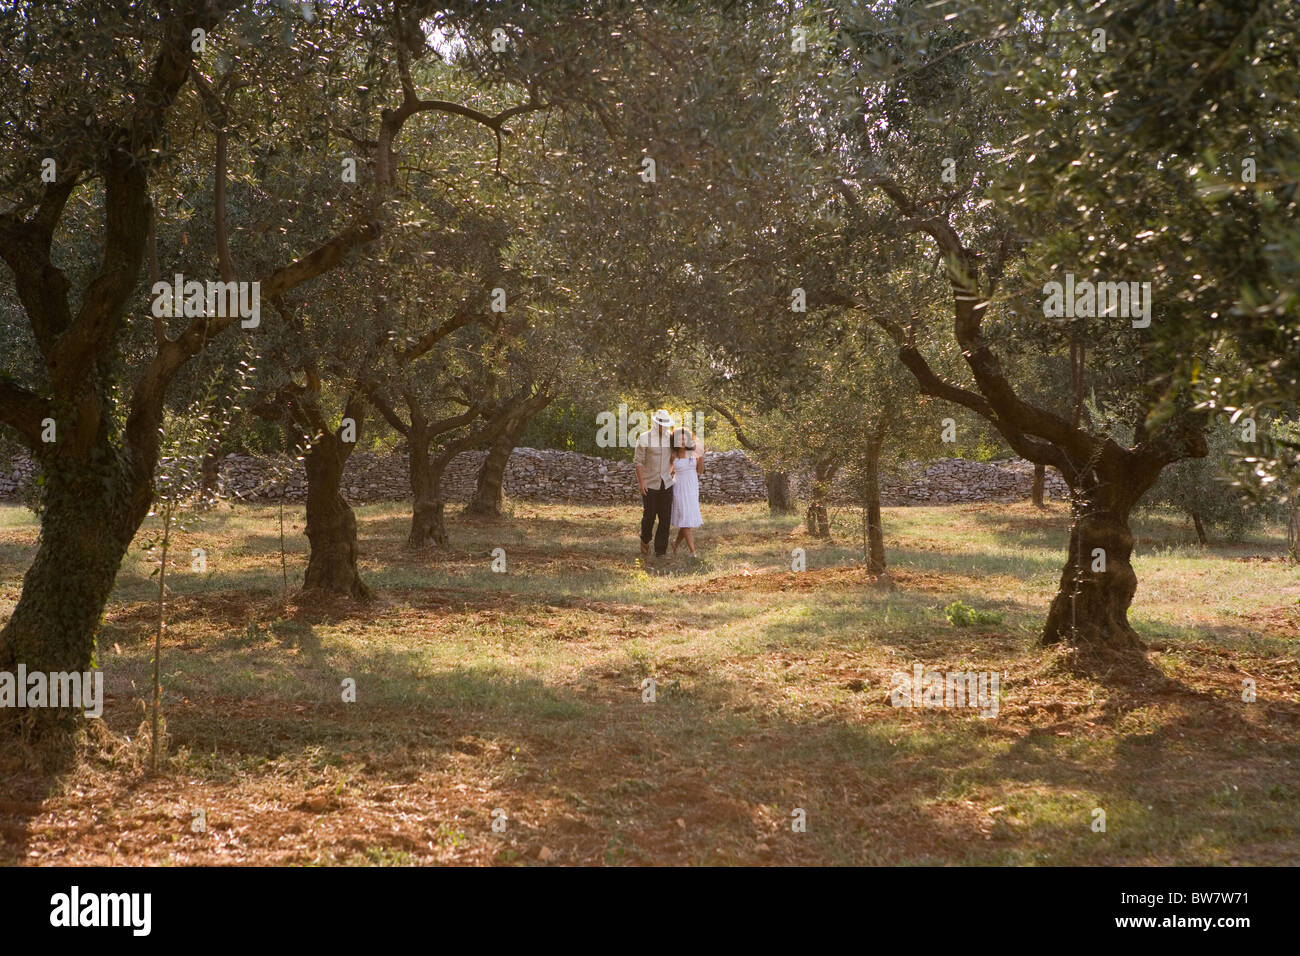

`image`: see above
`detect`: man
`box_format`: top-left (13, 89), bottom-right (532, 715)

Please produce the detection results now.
top-left (634, 409), bottom-right (676, 558)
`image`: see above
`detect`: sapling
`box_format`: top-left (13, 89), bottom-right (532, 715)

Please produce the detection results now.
top-left (261, 451), bottom-right (302, 609)
top-left (140, 361), bottom-right (251, 771)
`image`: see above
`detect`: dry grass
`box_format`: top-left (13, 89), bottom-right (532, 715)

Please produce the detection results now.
top-left (1, 498), bottom-right (1298, 865)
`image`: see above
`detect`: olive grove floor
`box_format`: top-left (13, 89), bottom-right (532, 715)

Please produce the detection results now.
top-left (1, 499), bottom-right (1297, 865)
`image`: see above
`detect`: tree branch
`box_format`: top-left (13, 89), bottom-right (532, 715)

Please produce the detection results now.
top-left (0, 380), bottom-right (51, 449)
top-left (867, 173), bottom-right (1097, 466)
top-left (363, 386), bottom-right (412, 437)
top-left (707, 402), bottom-right (765, 453)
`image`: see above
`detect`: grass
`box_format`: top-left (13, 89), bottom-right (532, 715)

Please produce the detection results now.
top-left (1, 497), bottom-right (1298, 865)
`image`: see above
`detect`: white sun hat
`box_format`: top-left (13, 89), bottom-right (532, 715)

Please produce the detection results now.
top-left (651, 409), bottom-right (676, 428)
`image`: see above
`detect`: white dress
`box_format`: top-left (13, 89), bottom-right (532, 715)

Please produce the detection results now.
top-left (670, 455), bottom-right (702, 528)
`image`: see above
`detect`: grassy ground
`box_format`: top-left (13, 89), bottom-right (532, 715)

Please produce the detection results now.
top-left (2, 498), bottom-right (1298, 865)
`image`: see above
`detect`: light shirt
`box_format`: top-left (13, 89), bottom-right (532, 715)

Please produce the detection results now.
top-left (634, 426), bottom-right (675, 489)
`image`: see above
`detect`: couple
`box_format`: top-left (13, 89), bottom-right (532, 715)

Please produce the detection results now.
top-left (633, 409), bottom-right (704, 559)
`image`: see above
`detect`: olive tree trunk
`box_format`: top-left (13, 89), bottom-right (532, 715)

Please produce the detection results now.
top-left (466, 415), bottom-right (529, 517)
top-left (1041, 465), bottom-right (1158, 650)
top-left (0, 424), bottom-right (152, 735)
top-left (862, 432), bottom-right (886, 576)
top-left (804, 459), bottom-right (838, 539)
top-left (465, 430), bottom-right (513, 517)
top-left (407, 426), bottom-right (450, 548)
top-left (0, 452), bottom-right (134, 678)
top-left (302, 431), bottom-right (371, 600)
top-left (765, 471), bottom-right (794, 515)
top-left (465, 393), bottom-right (552, 517)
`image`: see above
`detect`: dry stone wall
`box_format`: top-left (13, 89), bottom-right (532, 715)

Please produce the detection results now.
top-left (868, 457), bottom-right (1069, 505)
top-left (0, 455), bottom-right (38, 500)
top-left (208, 447), bottom-right (770, 504)
top-left (0, 448), bottom-right (1068, 506)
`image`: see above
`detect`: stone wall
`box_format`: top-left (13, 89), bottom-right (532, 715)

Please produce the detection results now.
top-left (0, 454), bottom-right (38, 500)
top-left (871, 457), bottom-right (1069, 505)
top-left (0, 448), bottom-right (1068, 506)
top-left (213, 447), bottom-right (769, 504)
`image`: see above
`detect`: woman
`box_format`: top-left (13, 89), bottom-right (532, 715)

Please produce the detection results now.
top-left (669, 427), bottom-right (704, 557)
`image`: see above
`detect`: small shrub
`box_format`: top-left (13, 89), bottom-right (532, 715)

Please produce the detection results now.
top-left (944, 600), bottom-right (1004, 627)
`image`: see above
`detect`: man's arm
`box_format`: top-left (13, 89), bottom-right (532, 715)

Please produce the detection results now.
top-left (633, 436), bottom-right (648, 495)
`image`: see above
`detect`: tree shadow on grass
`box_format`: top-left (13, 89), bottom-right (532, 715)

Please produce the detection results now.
top-left (884, 545), bottom-right (1063, 580)
top-left (0, 718), bottom-right (111, 864)
top-left (980, 650), bottom-right (1300, 862)
top-left (6, 621), bottom-right (1300, 865)
top-left (963, 504), bottom-right (1288, 557)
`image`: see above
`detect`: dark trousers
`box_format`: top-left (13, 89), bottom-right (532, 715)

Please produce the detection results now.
top-left (641, 481), bottom-right (674, 555)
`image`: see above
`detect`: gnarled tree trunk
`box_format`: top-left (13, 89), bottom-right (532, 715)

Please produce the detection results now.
top-left (764, 470), bottom-right (794, 515)
top-left (256, 385), bottom-right (372, 600)
top-left (465, 392), bottom-right (552, 517)
top-left (407, 427), bottom-right (449, 548)
top-left (1031, 462), bottom-right (1045, 507)
top-left (465, 429), bottom-right (513, 517)
top-left (0, 349), bottom-right (175, 734)
top-left (1041, 464), bottom-right (1157, 650)
top-left (302, 432), bottom-right (371, 600)
top-left (0, 422), bottom-right (156, 735)
top-left (466, 416), bottom-right (528, 517)
top-left (0, 451), bottom-right (133, 677)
